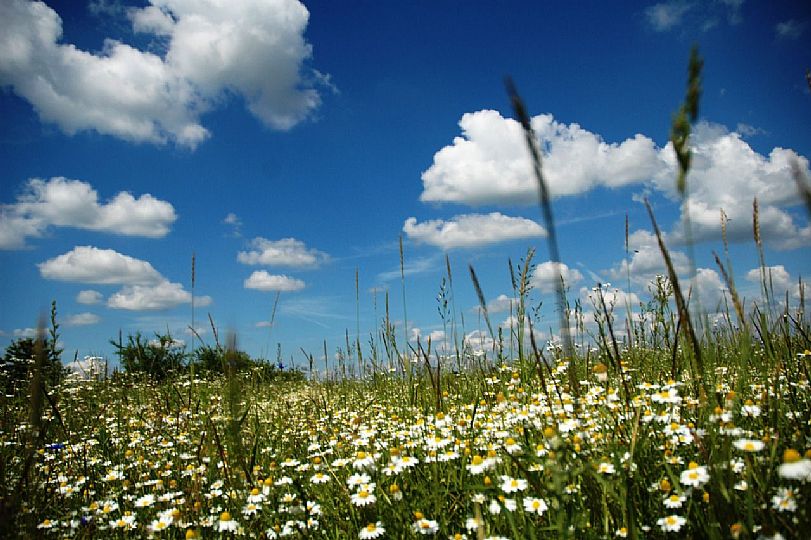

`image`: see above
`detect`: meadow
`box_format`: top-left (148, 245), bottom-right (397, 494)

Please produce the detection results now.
top-left (1, 51), bottom-right (810, 539)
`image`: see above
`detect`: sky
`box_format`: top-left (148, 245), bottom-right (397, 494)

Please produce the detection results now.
top-left (1, 0), bottom-right (810, 370)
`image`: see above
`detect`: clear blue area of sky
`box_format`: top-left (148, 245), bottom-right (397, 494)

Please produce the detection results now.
top-left (1, 0), bottom-right (809, 367)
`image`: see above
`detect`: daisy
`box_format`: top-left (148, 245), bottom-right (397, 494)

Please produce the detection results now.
top-left (771, 487), bottom-right (797, 512)
top-left (657, 514), bottom-right (686, 533)
top-left (733, 439), bottom-right (765, 453)
top-left (359, 522), bottom-right (385, 539)
top-left (218, 512), bottom-right (239, 533)
top-left (778, 449), bottom-right (811, 481)
top-left (597, 462), bottom-right (615, 475)
top-left (663, 494), bottom-right (685, 509)
top-left (351, 487), bottom-right (377, 507)
top-left (680, 462), bottom-right (710, 488)
top-left (523, 497), bottom-right (547, 516)
top-left (500, 475), bottom-right (527, 493)
top-left (466, 455), bottom-right (488, 475)
top-left (353, 451), bottom-right (375, 470)
top-left (412, 518), bottom-right (439, 535)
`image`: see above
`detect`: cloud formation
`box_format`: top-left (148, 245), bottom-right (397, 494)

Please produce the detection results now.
top-left (422, 111), bottom-right (810, 250)
top-left (38, 246), bottom-right (207, 311)
top-left (38, 246), bottom-right (163, 285)
top-left (237, 237), bottom-right (328, 267)
top-left (645, 1), bottom-right (692, 32)
top-left (420, 110), bottom-right (665, 205)
top-left (403, 212), bottom-right (546, 249)
top-left (0, 0), bottom-right (322, 148)
top-left (76, 289), bottom-right (103, 305)
top-left (65, 312), bottom-right (101, 326)
top-left (244, 270), bottom-right (305, 292)
top-left (0, 177), bottom-right (176, 249)
top-left (531, 261), bottom-right (584, 293)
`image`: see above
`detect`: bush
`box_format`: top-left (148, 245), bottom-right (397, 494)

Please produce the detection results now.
top-left (110, 332), bottom-right (186, 380)
top-left (1, 302), bottom-right (65, 395)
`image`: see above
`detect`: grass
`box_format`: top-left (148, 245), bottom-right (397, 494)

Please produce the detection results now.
top-left (1, 49), bottom-right (811, 540)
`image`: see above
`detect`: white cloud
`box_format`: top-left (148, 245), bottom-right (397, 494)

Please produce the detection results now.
top-left (0, 177), bottom-right (176, 249)
top-left (237, 237), bottom-right (328, 267)
top-left (13, 328), bottom-right (38, 338)
top-left (775, 19), bottom-right (806, 40)
top-left (255, 320), bottom-right (273, 328)
top-left (484, 294), bottom-right (515, 314)
top-left (39, 246), bottom-right (163, 285)
top-left (420, 110), bottom-right (665, 205)
top-left (746, 265), bottom-right (801, 300)
top-left (244, 270), bottom-right (305, 292)
top-left (582, 285), bottom-right (640, 310)
top-left (645, 1), bottom-right (692, 31)
top-left (608, 229), bottom-right (691, 286)
top-left (107, 281), bottom-right (193, 310)
top-left (692, 268), bottom-right (727, 312)
top-left (65, 312), bottom-right (101, 326)
top-left (661, 123), bottom-right (811, 249)
top-left (403, 212), bottom-right (546, 249)
top-left (531, 261), bottom-right (584, 293)
top-left (66, 356), bottom-right (107, 379)
top-left (0, 0), bottom-right (322, 147)
top-left (422, 111), bottom-right (810, 250)
top-left (76, 289), bottom-right (103, 305)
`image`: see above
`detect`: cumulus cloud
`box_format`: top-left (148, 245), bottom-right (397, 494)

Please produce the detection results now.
top-left (13, 328), bottom-right (38, 338)
top-left (0, 0), bottom-right (323, 147)
top-left (107, 281), bottom-right (194, 310)
top-left (39, 245), bottom-right (204, 311)
top-left (483, 294), bottom-right (515, 314)
top-left (582, 284), bottom-right (640, 310)
top-left (775, 19), bottom-right (806, 40)
top-left (421, 110), bottom-right (665, 205)
top-left (661, 123), bottom-right (811, 249)
top-left (65, 312), bottom-right (101, 326)
top-left (244, 270), bottom-right (305, 292)
top-left (531, 261), bottom-right (584, 293)
top-left (645, 1), bottom-right (692, 31)
top-left (607, 229), bottom-right (691, 286)
top-left (75, 290), bottom-right (103, 305)
top-left (422, 111), bottom-right (810, 250)
top-left (0, 177), bottom-right (176, 249)
top-left (403, 212), bottom-right (546, 249)
top-left (746, 265), bottom-right (801, 300)
top-left (38, 246), bottom-right (162, 284)
top-left (237, 237), bottom-right (328, 267)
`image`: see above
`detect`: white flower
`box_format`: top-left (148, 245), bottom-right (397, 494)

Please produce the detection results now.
top-left (523, 497), bottom-right (548, 516)
top-left (597, 462), bottom-right (615, 475)
top-left (733, 439), bottom-right (765, 453)
top-left (359, 522), bottom-right (385, 539)
top-left (777, 451), bottom-right (811, 482)
top-left (680, 462), bottom-right (710, 488)
top-left (412, 518), bottom-right (439, 535)
top-left (657, 514), bottom-right (686, 532)
top-left (771, 487), bottom-right (797, 512)
top-left (350, 487), bottom-right (376, 507)
top-left (663, 494), bottom-right (685, 509)
top-left (218, 512), bottom-right (239, 532)
top-left (310, 472), bottom-right (330, 484)
top-left (500, 475), bottom-right (527, 493)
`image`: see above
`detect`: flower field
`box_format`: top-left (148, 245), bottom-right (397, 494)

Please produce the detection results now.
top-left (2, 332), bottom-right (810, 538)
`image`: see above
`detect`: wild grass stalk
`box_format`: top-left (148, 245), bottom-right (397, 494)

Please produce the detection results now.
top-left (506, 78), bottom-right (576, 394)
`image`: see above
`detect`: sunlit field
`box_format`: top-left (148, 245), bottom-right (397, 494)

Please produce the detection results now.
top-left (2, 51), bottom-right (811, 539)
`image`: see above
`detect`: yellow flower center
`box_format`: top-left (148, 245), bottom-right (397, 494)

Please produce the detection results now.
top-left (356, 451), bottom-right (367, 460)
top-left (784, 449), bottom-right (801, 463)
top-left (220, 512), bottom-right (231, 522)
top-left (471, 455), bottom-right (483, 466)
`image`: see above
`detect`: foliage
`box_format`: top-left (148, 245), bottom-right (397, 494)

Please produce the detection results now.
top-left (110, 332), bottom-right (186, 381)
top-left (0, 301), bottom-right (64, 395)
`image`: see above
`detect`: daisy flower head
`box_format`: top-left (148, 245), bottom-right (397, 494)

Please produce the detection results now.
top-left (778, 449), bottom-right (811, 482)
top-left (412, 518), bottom-right (439, 535)
top-left (310, 472), bottom-right (330, 484)
top-left (733, 439), bottom-right (765, 453)
top-left (680, 462), bottom-right (710, 488)
top-left (218, 511), bottom-right (239, 533)
top-left (500, 475), bottom-right (527, 493)
top-left (657, 514), bottom-right (686, 532)
top-left (351, 487), bottom-right (377, 507)
top-left (663, 493), bottom-right (685, 509)
top-left (359, 521), bottom-right (385, 539)
top-left (466, 455), bottom-right (489, 475)
top-left (597, 461), bottom-right (615, 475)
top-left (523, 497), bottom-right (548, 516)
top-left (353, 451), bottom-right (376, 470)
top-left (771, 487), bottom-right (797, 512)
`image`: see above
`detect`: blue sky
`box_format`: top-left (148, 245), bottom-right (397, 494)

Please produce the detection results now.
top-left (1, 0), bottom-right (810, 369)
